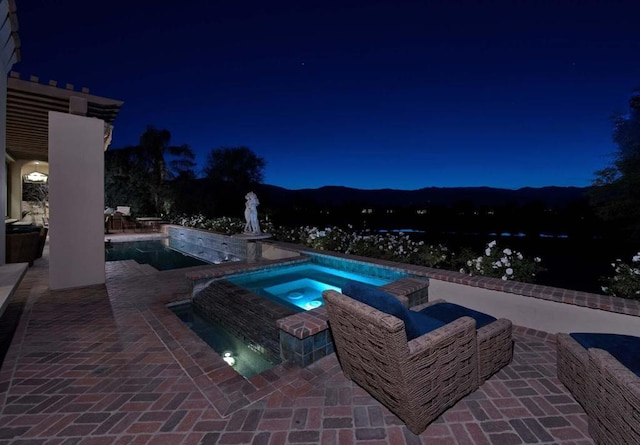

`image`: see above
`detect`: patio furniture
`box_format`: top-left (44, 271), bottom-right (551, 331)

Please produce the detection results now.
top-left (136, 217), bottom-right (163, 232)
top-left (6, 230), bottom-right (40, 266)
top-left (413, 299), bottom-right (513, 384)
top-left (116, 206), bottom-right (131, 216)
top-left (111, 213), bottom-right (124, 231)
top-left (557, 333), bottom-right (640, 445)
top-left (323, 283), bottom-right (479, 434)
top-left (121, 216), bottom-right (139, 232)
top-left (36, 226), bottom-right (48, 259)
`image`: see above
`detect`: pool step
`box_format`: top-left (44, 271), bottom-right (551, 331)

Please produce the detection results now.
top-left (105, 260), bottom-right (159, 279)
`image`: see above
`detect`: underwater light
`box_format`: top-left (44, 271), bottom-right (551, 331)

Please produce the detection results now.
top-left (304, 300), bottom-right (322, 310)
top-left (222, 351), bottom-right (236, 366)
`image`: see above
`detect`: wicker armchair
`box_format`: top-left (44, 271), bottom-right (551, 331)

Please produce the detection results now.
top-left (557, 333), bottom-right (640, 445)
top-left (323, 289), bottom-right (479, 434)
top-left (588, 348), bottom-right (640, 445)
top-left (414, 299), bottom-right (513, 384)
top-left (556, 333), bottom-right (592, 413)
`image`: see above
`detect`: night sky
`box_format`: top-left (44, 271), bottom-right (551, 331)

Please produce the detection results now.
top-left (11, 0), bottom-right (640, 190)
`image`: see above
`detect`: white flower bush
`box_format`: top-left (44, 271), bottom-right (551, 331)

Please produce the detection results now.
top-left (170, 214), bottom-right (244, 234)
top-left (458, 240), bottom-right (544, 283)
top-left (171, 216), bottom-right (543, 283)
top-left (601, 252), bottom-right (640, 300)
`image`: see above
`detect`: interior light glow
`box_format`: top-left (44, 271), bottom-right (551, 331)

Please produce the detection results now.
top-left (24, 171), bottom-right (48, 183)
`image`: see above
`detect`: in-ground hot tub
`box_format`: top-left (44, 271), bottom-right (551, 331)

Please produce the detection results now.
top-left (225, 262), bottom-right (401, 312)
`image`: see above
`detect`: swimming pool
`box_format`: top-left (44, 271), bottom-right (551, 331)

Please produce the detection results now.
top-left (226, 262), bottom-right (405, 311)
top-left (105, 240), bottom-right (210, 270)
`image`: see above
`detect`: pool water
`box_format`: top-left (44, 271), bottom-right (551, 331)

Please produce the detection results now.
top-left (227, 263), bottom-right (394, 311)
top-left (169, 302), bottom-right (280, 378)
top-left (105, 240), bottom-right (209, 270)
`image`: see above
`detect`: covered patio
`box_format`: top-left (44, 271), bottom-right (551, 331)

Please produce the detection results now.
top-left (0, 241), bottom-right (594, 445)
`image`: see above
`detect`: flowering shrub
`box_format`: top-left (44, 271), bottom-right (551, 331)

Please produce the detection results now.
top-left (170, 214), bottom-right (244, 234)
top-left (170, 216), bottom-right (542, 284)
top-left (267, 226), bottom-right (451, 268)
top-left (601, 253), bottom-right (640, 299)
top-left (457, 240), bottom-right (544, 283)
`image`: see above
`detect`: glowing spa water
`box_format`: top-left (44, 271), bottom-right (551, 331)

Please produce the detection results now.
top-left (227, 263), bottom-right (399, 312)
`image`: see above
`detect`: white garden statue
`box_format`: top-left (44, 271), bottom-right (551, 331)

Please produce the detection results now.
top-left (243, 191), bottom-right (261, 234)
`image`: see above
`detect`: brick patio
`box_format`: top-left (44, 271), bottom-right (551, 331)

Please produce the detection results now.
top-left (0, 240), bottom-right (595, 444)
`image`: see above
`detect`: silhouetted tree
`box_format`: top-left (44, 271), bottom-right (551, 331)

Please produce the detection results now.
top-left (204, 146), bottom-right (265, 185)
top-left (105, 146), bottom-right (154, 214)
top-left (138, 126), bottom-right (195, 215)
top-left (590, 91), bottom-right (640, 241)
top-left (105, 127), bottom-right (195, 216)
top-left (203, 146), bottom-right (266, 215)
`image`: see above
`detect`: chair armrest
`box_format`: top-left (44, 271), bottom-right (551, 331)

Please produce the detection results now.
top-left (588, 348), bottom-right (640, 445)
top-left (590, 348), bottom-right (640, 394)
top-left (407, 316), bottom-right (476, 357)
top-left (478, 317), bottom-right (512, 340)
top-left (411, 298), bottom-right (446, 312)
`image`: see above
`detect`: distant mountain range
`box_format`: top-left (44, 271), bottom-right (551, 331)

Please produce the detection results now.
top-left (257, 184), bottom-right (591, 209)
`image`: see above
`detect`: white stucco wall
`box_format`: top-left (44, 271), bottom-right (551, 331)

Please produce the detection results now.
top-left (0, 72), bottom-right (7, 264)
top-left (429, 279), bottom-right (639, 336)
top-left (48, 111), bottom-right (105, 289)
top-left (1, 0), bottom-right (19, 265)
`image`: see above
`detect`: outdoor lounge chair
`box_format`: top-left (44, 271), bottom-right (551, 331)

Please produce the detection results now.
top-left (557, 333), bottom-right (640, 445)
top-left (412, 299), bottom-right (513, 384)
top-left (323, 284), bottom-right (479, 434)
top-left (121, 216), bottom-right (138, 232)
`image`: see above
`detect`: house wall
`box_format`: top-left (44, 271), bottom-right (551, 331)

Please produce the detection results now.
top-left (48, 112), bottom-right (105, 289)
top-left (0, 71), bottom-right (6, 264)
top-left (9, 159), bottom-right (28, 219)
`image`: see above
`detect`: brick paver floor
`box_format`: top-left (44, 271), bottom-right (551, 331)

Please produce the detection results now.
top-left (0, 240), bottom-right (594, 444)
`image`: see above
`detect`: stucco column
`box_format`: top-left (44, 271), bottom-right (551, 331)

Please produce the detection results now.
top-left (48, 111), bottom-right (105, 289)
top-left (0, 73), bottom-right (7, 265)
top-left (0, 74), bottom-right (8, 265)
top-left (1, 0), bottom-right (20, 265)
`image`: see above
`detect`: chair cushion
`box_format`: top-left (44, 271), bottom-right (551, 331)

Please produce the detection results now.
top-left (341, 281), bottom-right (444, 340)
top-left (570, 333), bottom-right (640, 377)
top-left (406, 310), bottom-right (446, 339)
top-left (419, 302), bottom-right (497, 329)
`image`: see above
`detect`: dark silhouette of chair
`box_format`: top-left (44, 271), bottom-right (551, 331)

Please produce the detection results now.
top-left (6, 231), bottom-right (40, 266)
top-left (121, 216), bottom-right (139, 232)
top-left (36, 227), bottom-right (48, 259)
top-left (111, 213), bottom-right (124, 232)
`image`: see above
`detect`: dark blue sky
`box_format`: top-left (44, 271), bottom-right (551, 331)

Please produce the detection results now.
top-left (12, 0), bottom-right (640, 190)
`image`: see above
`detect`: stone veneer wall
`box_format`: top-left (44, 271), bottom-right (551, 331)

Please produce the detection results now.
top-left (166, 225), bottom-right (247, 264)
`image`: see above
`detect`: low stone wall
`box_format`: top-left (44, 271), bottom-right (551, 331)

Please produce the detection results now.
top-left (429, 279), bottom-right (639, 336)
top-left (166, 225), bottom-right (247, 263)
